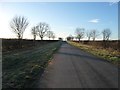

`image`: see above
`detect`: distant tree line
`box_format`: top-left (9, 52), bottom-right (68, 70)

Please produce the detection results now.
top-left (67, 27), bottom-right (112, 48)
top-left (10, 16), bottom-right (56, 41)
top-left (67, 27), bottom-right (111, 42)
top-left (10, 15), bottom-right (112, 44)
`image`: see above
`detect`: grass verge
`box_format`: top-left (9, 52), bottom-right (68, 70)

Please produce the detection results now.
top-left (68, 41), bottom-right (119, 66)
top-left (2, 41), bottom-right (62, 88)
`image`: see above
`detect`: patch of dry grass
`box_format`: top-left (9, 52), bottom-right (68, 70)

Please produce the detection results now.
top-left (68, 41), bottom-right (119, 66)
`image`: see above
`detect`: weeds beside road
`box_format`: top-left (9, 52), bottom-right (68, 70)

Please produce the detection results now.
top-left (68, 41), bottom-right (119, 66)
top-left (2, 41), bottom-right (61, 88)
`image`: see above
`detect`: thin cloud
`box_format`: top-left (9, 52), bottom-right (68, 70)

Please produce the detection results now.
top-left (88, 19), bottom-right (100, 23)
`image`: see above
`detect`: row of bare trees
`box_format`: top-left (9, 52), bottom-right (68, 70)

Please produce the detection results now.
top-left (67, 27), bottom-right (111, 42)
top-left (10, 16), bottom-right (111, 42)
top-left (31, 23), bottom-right (55, 41)
top-left (10, 16), bottom-right (55, 40)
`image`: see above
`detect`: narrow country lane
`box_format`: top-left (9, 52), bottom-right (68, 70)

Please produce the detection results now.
top-left (35, 42), bottom-right (118, 88)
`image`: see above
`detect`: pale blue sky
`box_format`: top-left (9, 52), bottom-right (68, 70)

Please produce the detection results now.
top-left (0, 2), bottom-right (118, 40)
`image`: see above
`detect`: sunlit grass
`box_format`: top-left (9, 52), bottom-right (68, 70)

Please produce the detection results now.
top-left (68, 41), bottom-right (119, 66)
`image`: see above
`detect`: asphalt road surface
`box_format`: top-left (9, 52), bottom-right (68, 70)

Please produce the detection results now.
top-left (35, 42), bottom-right (118, 88)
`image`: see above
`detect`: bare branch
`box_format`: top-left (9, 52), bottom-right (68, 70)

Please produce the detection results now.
top-left (10, 16), bottom-right (29, 39)
top-left (75, 28), bottom-right (85, 42)
top-left (46, 31), bottom-right (55, 40)
top-left (37, 22), bottom-right (50, 40)
top-left (86, 30), bottom-right (92, 41)
top-left (31, 26), bottom-right (37, 40)
top-left (90, 29), bottom-right (100, 41)
top-left (102, 28), bottom-right (111, 41)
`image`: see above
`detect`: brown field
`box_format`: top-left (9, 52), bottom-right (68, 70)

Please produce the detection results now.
top-left (72, 40), bottom-right (119, 51)
top-left (2, 39), bottom-right (61, 88)
top-left (2, 39), bottom-right (59, 52)
top-left (68, 40), bottom-right (120, 66)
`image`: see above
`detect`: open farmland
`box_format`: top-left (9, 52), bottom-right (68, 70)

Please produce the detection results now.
top-left (68, 41), bottom-right (120, 66)
top-left (2, 39), bottom-right (60, 52)
top-left (0, 2), bottom-right (119, 88)
top-left (2, 39), bottom-right (61, 88)
top-left (72, 40), bottom-right (119, 51)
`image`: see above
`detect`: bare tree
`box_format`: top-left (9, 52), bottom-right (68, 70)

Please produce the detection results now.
top-left (46, 31), bottom-right (54, 40)
top-left (86, 30), bottom-right (92, 41)
top-left (102, 28), bottom-right (111, 48)
top-left (10, 16), bottom-right (29, 39)
top-left (52, 33), bottom-right (55, 40)
top-left (90, 29), bottom-right (99, 41)
top-left (31, 26), bottom-right (37, 40)
top-left (36, 22), bottom-right (49, 40)
top-left (102, 28), bottom-right (111, 41)
top-left (75, 28), bottom-right (85, 42)
top-left (67, 35), bottom-right (74, 41)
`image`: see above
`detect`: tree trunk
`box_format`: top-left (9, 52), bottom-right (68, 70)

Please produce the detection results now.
top-left (41, 37), bottom-right (43, 40)
top-left (79, 38), bottom-right (80, 43)
top-left (34, 35), bottom-right (36, 41)
top-left (93, 37), bottom-right (95, 41)
top-left (18, 33), bottom-right (21, 40)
